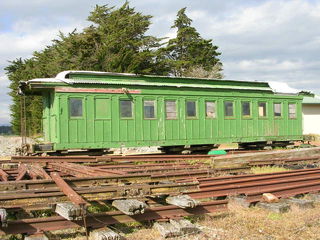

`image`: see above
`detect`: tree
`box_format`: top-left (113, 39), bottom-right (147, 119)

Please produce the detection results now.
top-left (163, 7), bottom-right (223, 77)
top-left (183, 64), bottom-right (224, 79)
top-left (86, 2), bottom-right (168, 74)
top-left (6, 4), bottom-right (224, 136)
top-left (6, 2), bottom-right (168, 136)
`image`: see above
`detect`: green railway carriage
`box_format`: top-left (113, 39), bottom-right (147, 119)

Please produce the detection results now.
top-left (20, 71), bottom-right (303, 153)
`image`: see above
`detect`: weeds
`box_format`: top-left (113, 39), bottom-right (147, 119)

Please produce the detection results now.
top-left (251, 166), bottom-right (288, 174)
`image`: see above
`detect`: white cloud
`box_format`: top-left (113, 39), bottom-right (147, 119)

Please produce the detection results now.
top-left (229, 59), bottom-right (317, 72)
top-left (187, 10), bottom-right (207, 21)
top-left (191, 0), bottom-right (320, 95)
top-left (0, 24), bottom-right (85, 62)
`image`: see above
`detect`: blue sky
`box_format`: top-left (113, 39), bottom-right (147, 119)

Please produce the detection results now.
top-left (0, 0), bottom-right (319, 125)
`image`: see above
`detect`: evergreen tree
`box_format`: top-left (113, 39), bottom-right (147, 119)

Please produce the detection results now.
top-left (163, 7), bottom-right (223, 77)
top-left (86, 3), bottom-right (167, 74)
top-left (6, 2), bottom-right (168, 136)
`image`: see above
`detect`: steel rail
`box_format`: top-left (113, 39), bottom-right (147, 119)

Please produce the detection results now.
top-left (192, 167), bottom-right (320, 184)
top-left (0, 200), bottom-right (228, 235)
top-left (50, 172), bottom-right (88, 206)
top-left (189, 174), bottom-right (320, 199)
top-left (249, 155), bottom-right (320, 166)
top-left (0, 174), bottom-right (152, 191)
top-left (199, 169), bottom-right (320, 188)
top-left (246, 182), bottom-right (320, 202)
top-left (0, 182), bottom-right (199, 208)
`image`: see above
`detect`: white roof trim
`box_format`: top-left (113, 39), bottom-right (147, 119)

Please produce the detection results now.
top-left (55, 70), bottom-right (267, 84)
top-left (267, 81), bottom-right (301, 94)
top-left (55, 70), bottom-right (137, 80)
top-left (28, 78), bottom-right (61, 83)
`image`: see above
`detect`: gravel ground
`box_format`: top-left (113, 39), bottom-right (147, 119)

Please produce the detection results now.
top-left (0, 136), bottom-right (160, 157)
top-left (111, 146), bottom-right (161, 155)
top-left (0, 136), bottom-right (35, 156)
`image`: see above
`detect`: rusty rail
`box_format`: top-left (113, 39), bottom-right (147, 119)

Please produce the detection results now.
top-left (0, 151), bottom-right (319, 235)
top-left (50, 172), bottom-right (88, 206)
top-left (0, 200), bottom-right (228, 235)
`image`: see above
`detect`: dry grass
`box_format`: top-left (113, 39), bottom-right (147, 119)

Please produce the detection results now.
top-left (251, 166), bottom-right (288, 174)
top-left (6, 202), bottom-right (320, 240)
top-left (126, 202), bottom-right (320, 240)
top-left (0, 156), bottom-right (11, 160)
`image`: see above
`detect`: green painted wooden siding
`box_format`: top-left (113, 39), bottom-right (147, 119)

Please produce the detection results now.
top-left (42, 92), bottom-right (58, 143)
top-left (43, 86), bottom-right (302, 150)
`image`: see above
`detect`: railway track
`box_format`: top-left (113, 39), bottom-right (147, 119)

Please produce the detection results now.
top-left (8, 150), bottom-right (262, 163)
top-left (0, 200), bottom-right (228, 235)
top-left (1, 167), bottom-right (320, 235)
top-left (0, 147), bottom-right (319, 236)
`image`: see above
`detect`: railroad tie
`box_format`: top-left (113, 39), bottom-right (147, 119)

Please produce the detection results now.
top-left (166, 195), bottom-right (199, 208)
top-left (24, 233), bottom-right (49, 240)
top-left (55, 202), bottom-right (85, 221)
top-left (153, 222), bottom-right (182, 238)
top-left (153, 219), bottom-right (200, 238)
top-left (89, 227), bottom-right (122, 240)
top-left (256, 202), bottom-right (290, 213)
top-left (0, 209), bottom-right (7, 227)
top-left (285, 198), bottom-right (315, 209)
top-left (169, 219), bottom-right (200, 235)
top-left (112, 199), bottom-right (147, 215)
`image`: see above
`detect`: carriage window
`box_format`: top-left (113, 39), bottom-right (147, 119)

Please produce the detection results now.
top-left (289, 103), bottom-right (296, 118)
top-left (69, 98), bottom-right (83, 117)
top-left (186, 101), bottom-right (196, 118)
top-left (274, 103), bottom-right (282, 117)
top-left (206, 101), bottom-right (216, 118)
top-left (144, 100), bottom-right (155, 119)
top-left (120, 100), bottom-right (133, 118)
top-left (166, 100), bottom-right (177, 119)
top-left (258, 102), bottom-right (267, 117)
top-left (224, 101), bottom-right (234, 117)
top-left (242, 101), bottom-right (251, 117)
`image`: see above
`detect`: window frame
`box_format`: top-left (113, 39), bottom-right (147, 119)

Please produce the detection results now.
top-left (288, 103), bottom-right (297, 119)
top-left (143, 99), bottom-right (157, 120)
top-left (258, 101), bottom-right (268, 118)
top-left (186, 100), bottom-right (197, 119)
top-left (241, 101), bottom-right (252, 118)
top-left (224, 100), bottom-right (235, 118)
top-left (69, 97), bottom-right (84, 119)
top-left (119, 99), bottom-right (134, 119)
top-left (205, 100), bottom-right (217, 119)
top-left (273, 102), bottom-right (282, 118)
top-left (165, 100), bottom-right (178, 120)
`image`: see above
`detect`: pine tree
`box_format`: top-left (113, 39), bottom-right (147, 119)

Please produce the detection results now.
top-left (163, 8), bottom-right (223, 77)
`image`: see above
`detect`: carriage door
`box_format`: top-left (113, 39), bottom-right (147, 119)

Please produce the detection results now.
top-left (68, 96), bottom-right (86, 143)
top-left (185, 99), bottom-right (198, 141)
top-left (119, 98), bottom-right (135, 144)
top-left (42, 93), bottom-right (51, 142)
top-left (142, 98), bottom-right (158, 142)
top-left (223, 99), bottom-right (237, 138)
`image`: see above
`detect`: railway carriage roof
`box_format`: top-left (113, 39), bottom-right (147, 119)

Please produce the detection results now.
top-left (21, 70), bottom-right (302, 94)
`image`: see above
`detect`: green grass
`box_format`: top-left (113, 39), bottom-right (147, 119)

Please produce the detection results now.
top-left (87, 201), bottom-right (116, 213)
